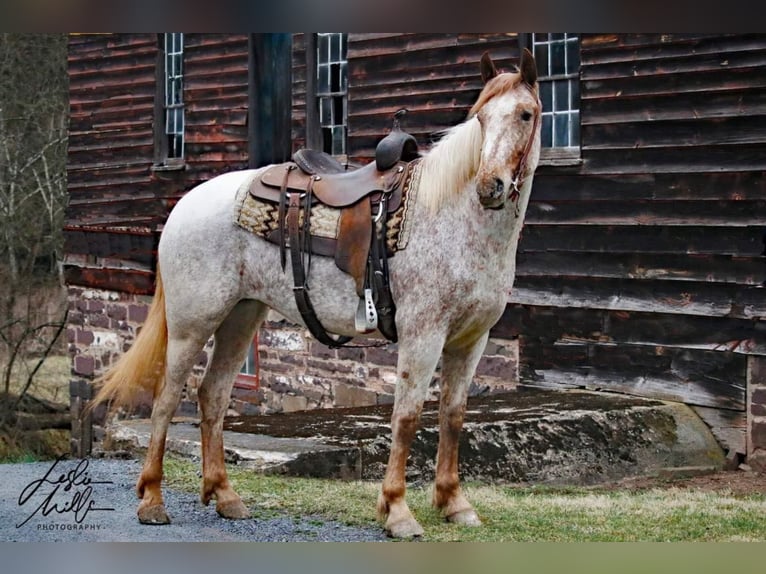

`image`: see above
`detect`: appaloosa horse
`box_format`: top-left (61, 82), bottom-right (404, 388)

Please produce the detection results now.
top-left (91, 50), bottom-right (542, 538)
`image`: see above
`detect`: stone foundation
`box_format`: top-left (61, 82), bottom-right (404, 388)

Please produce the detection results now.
top-left (67, 286), bottom-right (519, 455)
top-left (748, 356), bottom-right (766, 473)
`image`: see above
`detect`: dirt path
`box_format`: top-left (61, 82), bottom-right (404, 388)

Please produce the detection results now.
top-left (595, 468), bottom-right (766, 496)
top-left (1, 458), bottom-right (387, 542)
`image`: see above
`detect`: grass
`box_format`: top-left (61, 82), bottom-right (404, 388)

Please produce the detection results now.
top-left (0, 354), bottom-right (71, 463)
top-left (161, 455), bottom-right (766, 542)
top-left (3, 354), bottom-right (70, 405)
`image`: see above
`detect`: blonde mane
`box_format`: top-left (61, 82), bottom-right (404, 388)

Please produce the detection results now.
top-left (419, 71), bottom-right (528, 213)
top-left (419, 116), bottom-right (483, 213)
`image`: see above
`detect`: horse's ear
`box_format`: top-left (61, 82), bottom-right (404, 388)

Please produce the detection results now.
top-left (520, 47), bottom-right (537, 87)
top-left (480, 51), bottom-right (498, 84)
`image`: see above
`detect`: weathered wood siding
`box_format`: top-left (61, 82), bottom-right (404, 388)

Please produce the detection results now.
top-left (494, 33), bottom-right (766, 453)
top-left (65, 33), bottom-right (250, 294)
top-left (346, 33), bottom-right (519, 162)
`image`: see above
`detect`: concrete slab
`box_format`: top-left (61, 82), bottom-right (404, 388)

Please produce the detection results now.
top-left (108, 388), bottom-right (726, 485)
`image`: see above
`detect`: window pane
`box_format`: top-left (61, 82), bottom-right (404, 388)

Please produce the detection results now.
top-left (333, 96), bottom-right (344, 125)
top-left (554, 113), bottom-right (569, 147)
top-left (554, 80), bottom-right (569, 112)
top-left (330, 62), bottom-right (341, 92)
top-left (330, 33), bottom-right (340, 62)
top-left (534, 43), bottom-right (549, 77)
top-left (569, 111), bottom-right (580, 147)
top-left (551, 33), bottom-right (565, 41)
top-left (318, 34), bottom-right (329, 62)
top-left (320, 97), bottom-right (332, 126)
top-left (340, 33), bottom-right (347, 59)
top-left (570, 78), bottom-right (580, 110)
top-left (333, 126), bottom-right (346, 155)
top-left (539, 81), bottom-right (553, 113)
top-left (541, 115), bottom-right (552, 148)
top-left (550, 41), bottom-right (565, 75)
top-left (317, 65), bottom-right (329, 93)
top-left (566, 40), bottom-right (580, 72)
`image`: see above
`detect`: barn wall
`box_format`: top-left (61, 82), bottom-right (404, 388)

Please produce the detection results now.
top-left (493, 33), bottom-right (766, 455)
top-left (346, 33), bottom-right (520, 162)
top-left (65, 33), bottom-right (250, 295)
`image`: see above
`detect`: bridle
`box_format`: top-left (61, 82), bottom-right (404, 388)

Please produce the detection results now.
top-left (507, 85), bottom-right (541, 209)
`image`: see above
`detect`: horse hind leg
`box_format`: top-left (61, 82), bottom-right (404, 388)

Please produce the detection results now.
top-left (431, 333), bottom-right (488, 527)
top-left (198, 299), bottom-right (268, 520)
top-left (137, 333), bottom-right (211, 524)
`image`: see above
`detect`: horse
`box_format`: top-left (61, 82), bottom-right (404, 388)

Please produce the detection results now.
top-left (90, 49), bottom-right (542, 539)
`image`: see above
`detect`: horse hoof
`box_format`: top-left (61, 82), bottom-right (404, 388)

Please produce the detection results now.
top-left (386, 517), bottom-right (425, 539)
top-left (216, 499), bottom-right (250, 520)
top-left (447, 508), bottom-right (482, 527)
top-left (138, 503), bottom-right (171, 525)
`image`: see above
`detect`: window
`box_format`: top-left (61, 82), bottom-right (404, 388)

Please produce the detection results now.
top-left (315, 33), bottom-right (348, 155)
top-left (236, 334), bottom-right (259, 389)
top-left (155, 33), bottom-right (185, 166)
top-left (531, 33), bottom-right (580, 159)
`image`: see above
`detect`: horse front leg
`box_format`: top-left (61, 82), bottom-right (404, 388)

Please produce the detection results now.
top-left (432, 332), bottom-right (489, 526)
top-left (377, 333), bottom-right (444, 538)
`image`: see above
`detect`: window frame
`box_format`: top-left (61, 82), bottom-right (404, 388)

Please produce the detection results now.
top-left (305, 33), bottom-right (349, 158)
top-left (153, 32), bottom-right (186, 171)
top-left (235, 333), bottom-right (260, 390)
top-left (520, 33), bottom-right (582, 167)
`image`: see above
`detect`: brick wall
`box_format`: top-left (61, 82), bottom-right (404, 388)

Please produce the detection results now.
top-left (235, 315), bottom-right (519, 416)
top-left (748, 356), bottom-right (766, 472)
top-left (67, 286), bottom-right (208, 456)
top-left (67, 286), bottom-right (520, 455)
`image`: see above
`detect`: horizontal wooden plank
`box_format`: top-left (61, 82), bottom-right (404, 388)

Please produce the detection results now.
top-left (64, 229), bottom-right (157, 266)
top-left (582, 88), bottom-right (766, 125)
top-left (582, 115), bottom-right (766, 150)
top-left (517, 339), bottom-right (746, 410)
top-left (349, 33), bottom-right (516, 60)
top-left (581, 33), bottom-right (753, 54)
top-left (516, 251), bottom-right (766, 286)
top-left (581, 143), bottom-right (766, 174)
top-left (510, 276), bottom-right (766, 319)
top-left (525, 199), bottom-right (766, 226)
top-left (64, 265), bottom-right (156, 295)
top-left (582, 65), bottom-right (766, 100)
top-left (582, 44), bottom-right (766, 81)
top-left (518, 224), bottom-right (764, 256)
top-left (494, 304), bottom-right (766, 354)
top-left (530, 171), bottom-right (766, 202)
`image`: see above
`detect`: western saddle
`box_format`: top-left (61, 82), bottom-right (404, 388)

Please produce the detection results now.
top-left (248, 118), bottom-right (419, 348)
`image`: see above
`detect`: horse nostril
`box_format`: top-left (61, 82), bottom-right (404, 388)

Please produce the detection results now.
top-left (494, 178), bottom-right (504, 197)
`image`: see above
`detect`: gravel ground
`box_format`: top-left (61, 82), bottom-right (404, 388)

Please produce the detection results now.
top-left (1, 458), bottom-right (388, 542)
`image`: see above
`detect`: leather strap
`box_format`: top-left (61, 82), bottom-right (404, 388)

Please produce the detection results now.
top-left (287, 190), bottom-right (352, 349)
top-left (369, 195), bottom-right (398, 342)
top-left (509, 88), bottom-right (542, 204)
top-left (278, 164), bottom-right (295, 271)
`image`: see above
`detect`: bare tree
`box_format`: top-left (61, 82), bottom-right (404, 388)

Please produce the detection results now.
top-left (0, 33), bottom-right (68, 423)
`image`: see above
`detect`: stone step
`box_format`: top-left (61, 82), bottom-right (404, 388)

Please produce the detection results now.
top-left (108, 388), bottom-right (725, 485)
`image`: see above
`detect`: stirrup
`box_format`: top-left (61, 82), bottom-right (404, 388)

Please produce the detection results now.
top-left (355, 288), bottom-right (378, 333)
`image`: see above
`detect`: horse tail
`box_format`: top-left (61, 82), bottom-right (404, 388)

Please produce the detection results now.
top-left (89, 267), bottom-right (168, 412)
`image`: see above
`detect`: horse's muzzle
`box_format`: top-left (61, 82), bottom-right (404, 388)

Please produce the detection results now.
top-left (478, 177), bottom-right (506, 210)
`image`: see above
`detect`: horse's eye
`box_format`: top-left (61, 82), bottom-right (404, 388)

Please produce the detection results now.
top-left (521, 110), bottom-right (532, 122)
